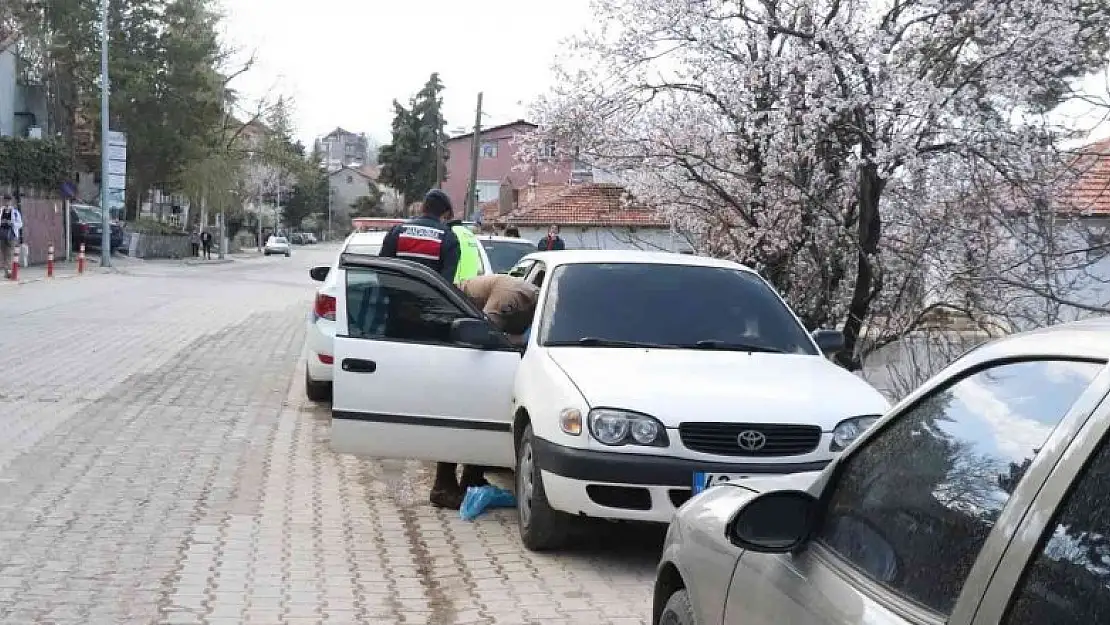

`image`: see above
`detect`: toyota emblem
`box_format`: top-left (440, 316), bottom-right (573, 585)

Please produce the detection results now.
top-left (737, 430), bottom-right (767, 451)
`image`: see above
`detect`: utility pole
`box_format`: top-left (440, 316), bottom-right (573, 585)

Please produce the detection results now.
top-left (99, 0), bottom-right (111, 267)
top-left (326, 176), bottom-right (333, 241)
top-left (465, 92), bottom-right (483, 221)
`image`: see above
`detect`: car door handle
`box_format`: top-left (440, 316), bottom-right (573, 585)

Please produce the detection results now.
top-left (341, 358), bottom-right (377, 373)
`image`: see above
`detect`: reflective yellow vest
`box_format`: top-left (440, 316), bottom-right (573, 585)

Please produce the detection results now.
top-left (452, 223), bottom-right (483, 283)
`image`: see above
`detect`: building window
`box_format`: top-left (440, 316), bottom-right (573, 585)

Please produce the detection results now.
top-left (480, 142), bottom-right (498, 159)
top-left (475, 181), bottom-right (500, 203)
top-left (539, 139), bottom-right (556, 159)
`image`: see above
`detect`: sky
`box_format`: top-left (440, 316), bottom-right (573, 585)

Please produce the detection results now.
top-left (215, 0), bottom-right (595, 147)
top-left (213, 0), bottom-right (1110, 150)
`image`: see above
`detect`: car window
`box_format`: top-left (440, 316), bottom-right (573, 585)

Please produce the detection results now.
top-left (507, 260), bottom-right (535, 278)
top-left (73, 207), bottom-right (101, 222)
top-left (538, 262), bottom-right (817, 354)
top-left (815, 359), bottom-right (1103, 616)
top-left (481, 240), bottom-right (536, 273)
top-left (275, 237), bottom-right (288, 244)
top-left (1003, 430), bottom-right (1110, 624)
top-left (345, 267), bottom-right (471, 344)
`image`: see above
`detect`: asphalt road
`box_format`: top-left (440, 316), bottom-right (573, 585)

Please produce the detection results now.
top-left (0, 245), bottom-right (659, 625)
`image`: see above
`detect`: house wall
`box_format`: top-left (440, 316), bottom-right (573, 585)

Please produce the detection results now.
top-left (0, 47), bottom-right (16, 137)
top-left (511, 225), bottom-right (685, 252)
top-left (443, 124), bottom-right (573, 215)
top-left (329, 170), bottom-right (373, 219)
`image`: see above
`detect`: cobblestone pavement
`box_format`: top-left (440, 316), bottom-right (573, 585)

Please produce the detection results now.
top-left (0, 247), bottom-right (659, 625)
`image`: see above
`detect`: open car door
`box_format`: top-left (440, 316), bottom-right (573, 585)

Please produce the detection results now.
top-left (330, 255), bottom-right (521, 468)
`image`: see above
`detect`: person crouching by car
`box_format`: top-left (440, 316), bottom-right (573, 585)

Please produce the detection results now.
top-left (426, 274), bottom-right (542, 510)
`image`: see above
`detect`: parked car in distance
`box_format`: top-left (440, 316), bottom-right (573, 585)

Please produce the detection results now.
top-left (302, 232), bottom-right (318, 244)
top-left (70, 203), bottom-right (124, 252)
top-left (653, 318), bottom-right (1110, 625)
top-left (327, 249), bottom-right (889, 551)
top-left (264, 236), bottom-right (291, 257)
top-left (478, 235), bottom-right (536, 274)
top-left (289, 233), bottom-right (305, 245)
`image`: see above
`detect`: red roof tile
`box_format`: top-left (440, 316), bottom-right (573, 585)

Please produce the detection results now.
top-left (1065, 138), bottom-right (1110, 215)
top-left (492, 183), bottom-right (668, 227)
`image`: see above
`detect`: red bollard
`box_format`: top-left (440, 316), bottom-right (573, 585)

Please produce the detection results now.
top-left (77, 243), bottom-right (86, 274)
top-left (46, 244), bottom-right (54, 278)
top-left (9, 246), bottom-right (18, 282)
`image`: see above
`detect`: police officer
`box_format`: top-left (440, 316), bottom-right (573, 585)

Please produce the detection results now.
top-left (380, 189), bottom-right (461, 279)
top-left (445, 217), bottom-right (483, 283)
top-left (380, 189), bottom-right (478, 509)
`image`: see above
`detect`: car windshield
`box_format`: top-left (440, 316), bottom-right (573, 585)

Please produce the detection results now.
top-left (481, 239), bottom-right (535, 273)
top-left (345, 243), bottom-right (382, 255)
top-left (539, 262), bottom-right (818, 355)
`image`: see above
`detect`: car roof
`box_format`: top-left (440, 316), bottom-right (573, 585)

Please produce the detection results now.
top-left (516, 249), bottom-right (759, 273)
top-left (478, 235), bottom-right (534, 244)
top-left (959, 317), bottom-right (1110, 365)
top-left (345, 231), bottom-right (388, 244)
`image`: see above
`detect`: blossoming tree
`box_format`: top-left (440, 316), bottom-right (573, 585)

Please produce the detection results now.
top-left (518, 0), bottom-right (1110, 379)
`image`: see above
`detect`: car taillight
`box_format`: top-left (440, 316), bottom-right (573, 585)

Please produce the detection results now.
top-left (317, 353), bottom-right (334, 364)
top-left (314, 293), bottom-right (336, 321)
top-left (79, 224), bottom-right (89, 234)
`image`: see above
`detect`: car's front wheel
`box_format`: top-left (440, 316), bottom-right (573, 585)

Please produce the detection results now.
top-left (659, 589), bottom-right (697, 625)
top-left (305, 368), bottom-right (332, 402)
top-left (516, 424), bottom-right (574, 551)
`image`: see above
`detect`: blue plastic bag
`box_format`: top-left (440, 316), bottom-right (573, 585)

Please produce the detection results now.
top-left (459, 484), bottom-right (517, 521)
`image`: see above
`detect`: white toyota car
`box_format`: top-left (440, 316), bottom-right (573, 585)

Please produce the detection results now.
top-left (304, 230), bottom-right (494, 401)
top-left (327, 249), bottom-right (890, 551)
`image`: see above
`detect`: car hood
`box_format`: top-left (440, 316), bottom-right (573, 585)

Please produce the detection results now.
top-left (545, 348), bottom-right (890, 428)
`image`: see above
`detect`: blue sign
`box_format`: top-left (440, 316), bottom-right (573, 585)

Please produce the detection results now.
top-left (60, 181), bottom-right (77, 199)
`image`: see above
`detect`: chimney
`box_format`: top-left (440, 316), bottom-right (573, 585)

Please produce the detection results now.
top-left (498, 181), bottom-right (513, 216)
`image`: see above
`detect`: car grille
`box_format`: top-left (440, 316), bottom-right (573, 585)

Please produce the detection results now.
top-left (679, 422), bottom-right (822, 457)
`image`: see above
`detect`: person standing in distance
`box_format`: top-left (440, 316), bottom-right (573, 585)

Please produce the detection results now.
top-left (536, 224), bottom-right (565, 251)
top-left (379, 189), bottom-right (470, 509)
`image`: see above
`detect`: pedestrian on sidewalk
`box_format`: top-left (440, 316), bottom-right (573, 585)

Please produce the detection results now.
top-left (0, 194), bottom-right (23, 279)
top-left (189, 230), bottom-right (200, 257)
top-left (200, 230), bottom-right (213, 260)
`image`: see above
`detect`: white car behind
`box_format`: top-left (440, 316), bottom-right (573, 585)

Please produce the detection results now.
top-left (304, 229), bottom-right (494, 401)
top-left (326, 250), bottom-right (890, 551)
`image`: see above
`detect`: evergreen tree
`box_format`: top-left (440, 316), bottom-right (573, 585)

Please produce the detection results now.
top-left (378, 72), bottom-right (447, 205)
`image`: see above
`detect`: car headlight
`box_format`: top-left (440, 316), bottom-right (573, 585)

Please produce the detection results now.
top-left (830, 415), bottom-right (880, 452)
top-left (587, 409), bottom-right (669, 447)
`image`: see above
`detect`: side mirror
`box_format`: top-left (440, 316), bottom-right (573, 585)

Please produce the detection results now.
top-left (812, 329), bottom-right (845, 355)
top-left (309, 265), bottom-right (330, 282)
top-left (450, 318), bottom-right (506, 348)
top-left (726, 490), bottom-right (818, 553)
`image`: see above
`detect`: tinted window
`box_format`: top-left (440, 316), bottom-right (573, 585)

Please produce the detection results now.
top-left (481, 240), bottom-right (535, 273)
top-left (73, 207), bottom-right (101, 222)
top-left (345, 268), bottom-right (470, 343)
top-left (539, 262), bottom-right (816, 354)
top-left (1005, 433), bottom-right (1110, 624)
top-left (817, 359), bottom-right (1102, 615)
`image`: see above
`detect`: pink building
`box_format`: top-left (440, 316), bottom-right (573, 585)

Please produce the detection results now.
top-left (443, 120), bottom-right (574, 218)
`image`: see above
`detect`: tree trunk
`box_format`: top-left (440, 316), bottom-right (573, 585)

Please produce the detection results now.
top-left (837, 162), bottom-right (884, 371)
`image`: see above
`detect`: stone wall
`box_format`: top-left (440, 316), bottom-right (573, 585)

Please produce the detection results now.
top-left (130, 233), bottom-right (191, 259)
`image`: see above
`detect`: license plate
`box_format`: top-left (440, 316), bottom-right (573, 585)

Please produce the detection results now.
top-left (692, 472), bottom-right (755, 495)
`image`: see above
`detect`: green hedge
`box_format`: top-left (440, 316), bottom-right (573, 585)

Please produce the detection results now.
top-left (0, 137), bottom-right (68, 190)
